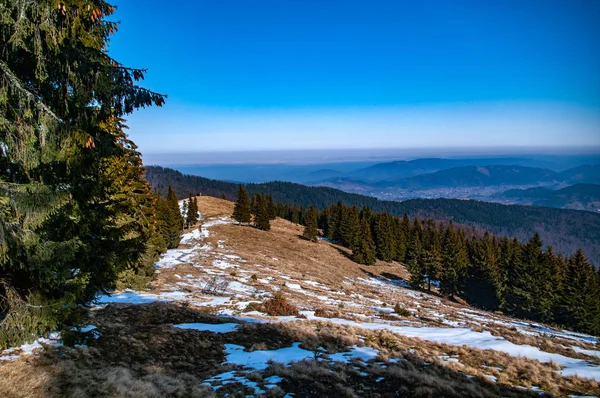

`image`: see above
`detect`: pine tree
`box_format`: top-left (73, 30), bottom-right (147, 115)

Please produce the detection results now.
top-left (302, 205), bottom-right (319, 242)
top-left (254, 195), bottom-right (271, 231)
top-left (352, 217), bottom-right (377, 265)
top-left (232, 185), bottom-right (251, 225)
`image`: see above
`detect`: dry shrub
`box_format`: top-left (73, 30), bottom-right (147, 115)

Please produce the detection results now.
top-left (394, 303), bottom-right (412, 317)
top-left (314, 308), bottom-right (339, 318)
top-left (263, 292), bottom-right (299, 316)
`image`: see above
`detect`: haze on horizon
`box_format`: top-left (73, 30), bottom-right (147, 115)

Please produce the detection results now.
top-left (109, 0), bottom-right (600, 159)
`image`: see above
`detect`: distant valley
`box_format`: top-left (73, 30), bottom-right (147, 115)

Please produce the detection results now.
top-left (308, 160), bottom-right (600, 211)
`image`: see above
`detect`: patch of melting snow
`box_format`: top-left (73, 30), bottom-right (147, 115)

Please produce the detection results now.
top-left (0, 331), bottom-right (62, 362)
top-left (202, 371), bottom-right (266, 394)
top-left (174, 323), bottom-right (239, 333)
top-left (571, 346), bottom-right (600, 359)
top-left (223, 342), bottom-right (379, 371)
top-left (95, 290), bottom-right (188, 306)
top-left (272, 311), bottom-right (600, 381)
top-left (190, 297), bottom-right (230, 307)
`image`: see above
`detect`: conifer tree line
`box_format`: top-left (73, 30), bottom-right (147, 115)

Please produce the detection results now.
top-left (0, 1), bottom-right (183, 348)
top-left (273, 201), bottom-right (600, 335)
top-left (233, 186), bottom-right (276, 231)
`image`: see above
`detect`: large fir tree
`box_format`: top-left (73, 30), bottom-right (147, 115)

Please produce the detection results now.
top-left (0, 1), bottom-right (166, 348)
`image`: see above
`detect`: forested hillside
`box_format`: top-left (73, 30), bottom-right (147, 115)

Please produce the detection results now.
top-left (269, 199), bottom-right (600, 335)
top-left (145, 166), bottom-right (600, 265)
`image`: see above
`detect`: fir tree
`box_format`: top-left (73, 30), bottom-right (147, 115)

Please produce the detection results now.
top-left (439, 225), bottom-right (468, 299)
top-left (406, 219), bottom-right (426, 288)
top-left (375, 214), bottom-right (396, 262)
top-left (267, 194), bottom-right (277, 220)
top-left (339, 206), bottom-right (359, 248)
top-left (166, 185), bottom-right (184, 247)
top-left (254, 195), bottom-right (271, 231)
top-left (302, 205), bottom-right (319, 242)
top-left (0, 1), bottom-right (166, 348)
top-left (464, 233), bottom-right (500, 309)
top-left (232, 185), bottom-right (251, 225)
top-left (352, 217), bottom-right (377, 265)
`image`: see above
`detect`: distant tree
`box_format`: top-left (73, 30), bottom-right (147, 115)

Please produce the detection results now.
top-left (221, 193), bottom-right (227, 200)
top-left (352, 217), bottom-right (377, 265)
top-left (185, 195), bottom-right (199, 227)
top-left (303, 205), bottom-right (319, 242)
top-left (254, 195), bottom-right (271, 231)
top-left (267, 194), bottom-right (277, 220)
top-left (232, 185), bottom-right (251, 225)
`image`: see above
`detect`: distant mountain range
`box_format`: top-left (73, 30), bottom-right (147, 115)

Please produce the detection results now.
top-left (308, 161), bottom-right (600, 205)
top-left (312, 163), bottom-right (600, 189)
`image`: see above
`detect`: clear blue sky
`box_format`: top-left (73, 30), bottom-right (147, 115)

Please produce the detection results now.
top-left (109, 0), bottom-right (600, 156)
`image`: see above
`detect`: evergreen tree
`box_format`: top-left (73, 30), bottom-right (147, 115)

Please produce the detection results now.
top-left (166, 185), bottom-right (184, 248)
top-left (185, 194), bottom-right (199, 228)
top-left (352, 217), bottom-right (377, 265)
top-left (232, 185), bottom-right (251, 225)
top-left (290, 203), bottom-right (300, 224)
top-left (406, 219), bottom-right (425, 288)
top-left (421, 223), bottom-right (441, 291)
top-left (339, 206), bottom-right (359, 248)
top-left (464, 233), bottom-right (500, 309)
top-left (267, 194), bottom-right (277, 220)
top-left (0, 1), bottom-right (166, 348)
top-left (439, 225), bottom-right (468, 299)
top-left (501, 238), bottom-right (534, 318)
top-left (327, 202), bottom-right (343, 241)
top-left (302, 205), bottom-right (319, 242)
top-left (250, 193), bottom-right (259, 216)
top-left (375, 214), bottom-right (396, 262)
top-left (254, 195), bottom-right (271, 231)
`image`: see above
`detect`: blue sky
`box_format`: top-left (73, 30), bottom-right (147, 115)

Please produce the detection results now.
top-left (109, 0), bottom-right (600, 156)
